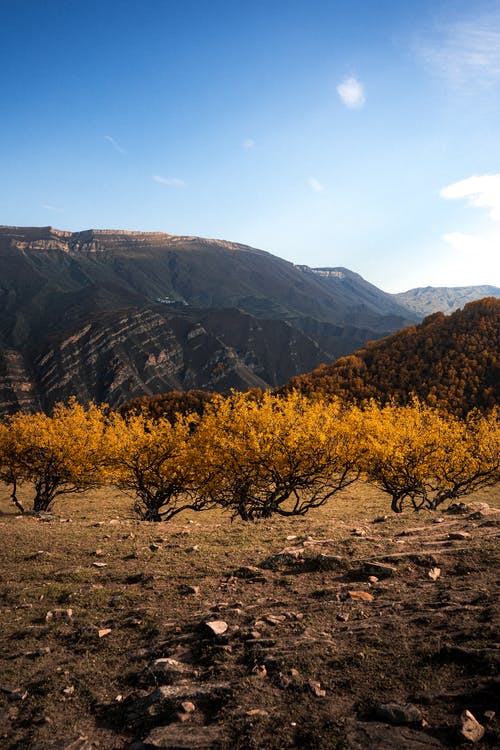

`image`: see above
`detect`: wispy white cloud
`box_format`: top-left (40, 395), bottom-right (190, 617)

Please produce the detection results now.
top-left (441, 174), bottom-right (500, 221)
top-left (242, 138), bottom-right (255, 149)
top-left (442, 229), bottom-right (500, 280)
top-left (152, 175), bottom-right (186, 187)
top-left (440, 173), bottom-right (500, 283)
top-left (104, 135), bottom-right (126, 154)
top-left (308, 177), bottom-right (324, 193)
top-left (417, 13), bottom-right (500, 89)
top-left (336, 76), bottom-right (365, 109)
top-left (41, 203), bottom-right (64, 212)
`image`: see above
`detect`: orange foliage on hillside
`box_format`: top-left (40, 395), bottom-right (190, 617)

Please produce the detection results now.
top-left (285, 298), bottom-right (499, 416)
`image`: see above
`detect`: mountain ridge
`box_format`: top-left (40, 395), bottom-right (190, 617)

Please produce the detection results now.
top-left (1, 225), bottom-right (496, 414)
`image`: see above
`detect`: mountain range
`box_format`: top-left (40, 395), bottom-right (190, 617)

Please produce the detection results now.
top-left (0, 225), bottom-right (497, 414)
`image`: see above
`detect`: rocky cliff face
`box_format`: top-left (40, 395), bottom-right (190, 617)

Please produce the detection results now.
top-left (0, 225), bottom-right (417, 413)
top-left (2, 307), bottom-right (326, 413)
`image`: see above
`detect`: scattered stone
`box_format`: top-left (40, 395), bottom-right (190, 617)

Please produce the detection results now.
top-left (308, 680), bottom-right (326, 697)
top-left (348, 590), bottom-right (374, 602)
top-left (203, 620), bottom-right (228, 636)
top-left (286, 534), bottom-right (297, 540)
top-left (94, 549), bottom-right (104, 557)
top-left (448, 531), bottom-right (471, 540)
top-left (126, 685), bottom-right (231, 728)
top-left (428, 567), bottom-right (441, 580)
top-left (368, 576), bottom-right (379, 583)
top-left (372, 515), bottom-right (388, 523)
top-left (142, 723), bottom-right (223, 749)
top-left (180, 701), bottom-right (196, 714)
top-left (458, 710), bottom-right (485, 743)
top-left (185, 545), bottom-right (199, 553)
top-left (259, 549), bottom-right (303, 570)
top-left (446, 502), bottom-right (469, 514)
top-left (179, 584), bottom-right (200, 596)
top-left (231, 565), bottom-right (267, 582)
top-left (246, 709), bottom-right (269, 717)
top-left (98, 628), bottom-right (112, 638)
top-left (252, 664), bottom-right (267, 678)
top-left (63, 685), bottom-right (75, 696)
top-left (264, 614), bottom-right (286, 625)
top-left (433, 518), bottom-right (445, 524)
top-left (45, 608), bottom-right (73, 622)
top-left (337, 613), bottom-right (349, 622)
top-left (483, 710), bottom-right (495, 722)
top-left (467, 502), bottom-right (490, 513)
top-left (308, 553), bottom-right (343, 571)
top-left (362, 562), bottom-right (397, 579)
top-left (148, 658), bottom-right (196, 683)
top-left (375, 702), bottom-right (422, 725)
top-left (351, 528), bottom-right (366, 537)
top-left (150, 543), bottom-right (161, 552)
top-left (92, 562), bottom-right (108, 568)
top-left (125, 573), bottom-right (155, 585)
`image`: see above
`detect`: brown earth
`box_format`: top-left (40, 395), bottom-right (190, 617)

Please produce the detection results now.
top-left (0, 483), bottom-right (498, 750)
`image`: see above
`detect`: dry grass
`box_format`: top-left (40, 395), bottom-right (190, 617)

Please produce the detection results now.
top-left (0, 481), bottom-right (499, 749)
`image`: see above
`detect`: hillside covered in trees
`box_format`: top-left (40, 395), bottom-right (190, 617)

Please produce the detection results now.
top-left (285, 298), bottom-right (499, 416)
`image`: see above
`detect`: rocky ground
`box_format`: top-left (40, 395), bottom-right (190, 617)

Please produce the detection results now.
top-left (0, 484), bottom-right (498, 749)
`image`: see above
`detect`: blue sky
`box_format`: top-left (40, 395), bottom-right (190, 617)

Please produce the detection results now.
top-left (1, 0), bottom-right (500, 292)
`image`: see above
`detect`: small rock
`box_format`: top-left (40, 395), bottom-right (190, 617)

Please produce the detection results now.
top-left (63, 685), bottom-right (75, 696)
top-left (231, 566), bottom-right (267, 582)
top-left (428, 567), bottom-right (441, 580)
top-left (179, 584), bottom-right (200, 596)
top-left (459, 710), bottom-right (485, 743)
top-left (368, 576), bottom-right (379, 583)
top-left (351, 528), bottom-right (366, 537)
top-left (252, 664), bottom-right (267, 678)
top-left (150, 543), bottom-right (161, 552)
top-left (310, 553), bottom-right (343, 571)
top-left (246, 708), bottom-right (269, 717)
top-left (180, 701), bottom-right (196, 713)
top-left (433, 518), bottom-right (445, 524)
top-left (185, 545), bottom-right (199, 553)
top-left (448, 531), bottom-right (471, 540)
top-left (372, 515), bottom-right (388, 523)
top-left (337, 613), bottom-right (349, 622)
top-left (259, 549), bottom-right (303, 570)
top-left (348, 590), bottom-right (374, 602)
top-left (94, 549), bottom-right (104, 557)
top-left (147, 658), bottom-right (196, 683)
top-left (446, 502), bottom-right (469, 514)
top-left (264, 614), bottom-right (286, 625)
top-left (483, 710), bottom-right (495, 722)
top-left (204, 620), bottom-right (228, 636)
top-left (308, 680), bottom-right (326, 697)
top-left (362, 562), bottom-right (397, 579)
top-left (92, 562), bottom-right (108, 568)
top-left (376, 702), bottom-right (422, 725)
top-left (98, 628), bottom-right (112, 638)
top-left (46, 608), bottom-right (73, 622)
